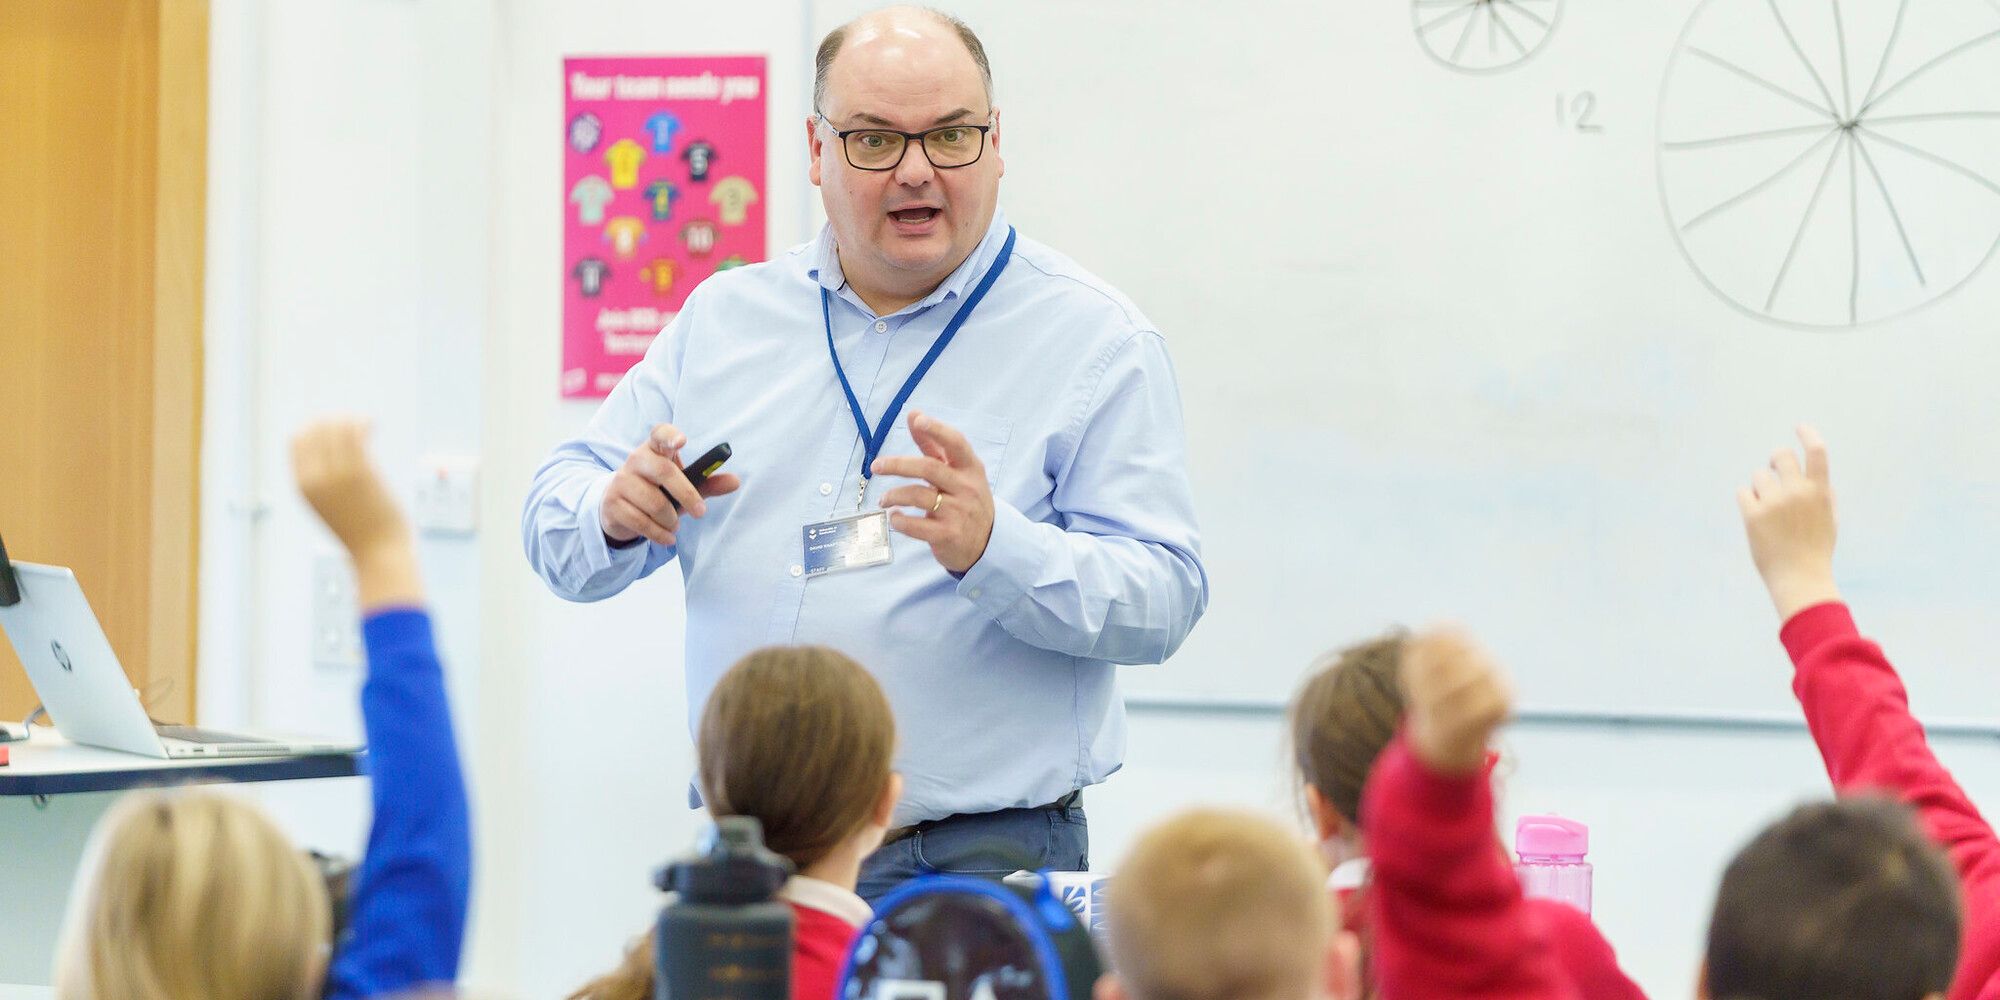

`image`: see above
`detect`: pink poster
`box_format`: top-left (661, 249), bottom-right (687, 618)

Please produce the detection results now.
top-left (562, 56), bottom-right (768, 398)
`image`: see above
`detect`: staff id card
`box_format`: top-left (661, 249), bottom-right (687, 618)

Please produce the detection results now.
top-left (802, 510), bottom-right (893, 577)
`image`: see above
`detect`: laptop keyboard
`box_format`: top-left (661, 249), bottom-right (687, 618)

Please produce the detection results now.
top-left (155, 724), bottom-right (279, 745)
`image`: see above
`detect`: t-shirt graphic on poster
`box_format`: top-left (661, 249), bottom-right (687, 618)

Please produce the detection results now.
top-left (605, 138), bottom-right (646, 188)
top-left (682, 139), bottom-right (717, 181)
top-left (710, 175), bottom-right (758, 225)
top-left (644, 110), bottom-right (683, 153)
top-left (570, 175), bottom-right (614, 225)
top-left (645, 179), bottom-right (680, 222)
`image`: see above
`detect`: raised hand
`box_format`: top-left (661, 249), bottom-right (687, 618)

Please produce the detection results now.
top-left (1401, 628), bottom-right (1513, 776)
top-left (1737, 425), bottom-right (1841, 621)
top-left (291, 418), bottom-right (421, 610)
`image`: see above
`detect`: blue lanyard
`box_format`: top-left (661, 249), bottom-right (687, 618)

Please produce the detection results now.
top-left (823, 226), bottom-right (1017, 508)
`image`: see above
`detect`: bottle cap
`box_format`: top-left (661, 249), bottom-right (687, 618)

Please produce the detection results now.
top-left (654, 816), bottom-right (795, 903)
top-left (1515, 815), bottom-right (1588, 861)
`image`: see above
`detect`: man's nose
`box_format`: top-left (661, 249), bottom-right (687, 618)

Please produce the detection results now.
top-left (893, 140), bottom-right (937, 186)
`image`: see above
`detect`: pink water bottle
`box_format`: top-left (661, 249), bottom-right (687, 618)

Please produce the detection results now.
top-left (1514, 815), bottom-right (1592, 914)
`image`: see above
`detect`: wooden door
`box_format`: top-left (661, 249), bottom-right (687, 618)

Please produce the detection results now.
top-left (0, 0), bottom-right (207, 723)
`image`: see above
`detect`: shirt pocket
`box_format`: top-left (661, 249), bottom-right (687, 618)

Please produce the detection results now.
top-left (877, 404), bottom-right (1011, 490)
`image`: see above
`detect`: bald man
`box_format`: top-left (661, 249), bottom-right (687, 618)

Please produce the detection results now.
top-left (524, 6), bottom-right (1207, 901)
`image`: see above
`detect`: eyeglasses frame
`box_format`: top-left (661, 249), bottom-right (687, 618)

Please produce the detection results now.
top-left (814, 111), bottom-right (997, 172)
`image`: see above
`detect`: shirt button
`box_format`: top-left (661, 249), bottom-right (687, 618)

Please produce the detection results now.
top-left (818, 482), bottom-right (833, 496)
top-left (969, 587), bottom-right (982, 599)
top-left (790, 564), bottom-right (804, 578)
top-left (873, 320), bottom-right (888, 333)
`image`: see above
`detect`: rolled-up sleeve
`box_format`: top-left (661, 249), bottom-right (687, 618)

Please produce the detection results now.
top-left (521, 313), bottom-right (689, 602)
top-left (958, 330), bottom-right (1207, 664)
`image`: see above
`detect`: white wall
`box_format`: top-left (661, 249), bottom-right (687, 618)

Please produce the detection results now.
top-left (469, 2), bottom-right (815, 995)
top-left (194, 4), bottom-right (2000, 1000)
top-left (197, 0), bottom-right (494, 957)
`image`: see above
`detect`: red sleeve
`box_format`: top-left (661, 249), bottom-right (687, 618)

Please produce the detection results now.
top-left (1364, 734), bottom-right (1580, 1000)
top-left (1527, 899), bottom-right (1648, 1000)
top-left (1782, 601), bottom-right (2000, 1000)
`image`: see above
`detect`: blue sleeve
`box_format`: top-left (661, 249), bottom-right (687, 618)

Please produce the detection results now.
top-left (521, 312), bottom-right (689, 601)
top-left (325, 608), bottom-right (471, 1000)
top-left (956, 331), bottom-right (1209, 664)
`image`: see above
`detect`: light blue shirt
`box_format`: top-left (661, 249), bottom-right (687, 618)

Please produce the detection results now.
top-left (522, 211), bottom-right (1208, 824)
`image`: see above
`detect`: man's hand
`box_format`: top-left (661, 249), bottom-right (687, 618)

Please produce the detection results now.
top-left (873, 411), bottom-right (996, 576)
top-left (1401, 628), bottom-right (1513, 777)
top-left (291, 419), bottom-right (421, 610)
top-left (600, 423), bottom-right (742, 546)
top-left (1737, 425), bottom-right (1841, 622)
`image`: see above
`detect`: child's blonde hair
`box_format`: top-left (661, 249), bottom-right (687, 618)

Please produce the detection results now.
top-left (54, 789), bottom-right (331, 1000)
top-left (1106, 808), bottom-right (1332, 1000)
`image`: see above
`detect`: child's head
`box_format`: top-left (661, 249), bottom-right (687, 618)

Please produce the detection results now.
top-left (696, 644), bottom-right (900, 870)
top-left (1288, 630), bottom-right (1407, 858)
top-left (1703, 798), bottom-right (1960, 1000)
top-left (1099, 809), bottom-right (1333, 1000)
top-left (570, 646), bottom-right (899, 1000)
top-left (54, 790), bottom-right (332, 1000)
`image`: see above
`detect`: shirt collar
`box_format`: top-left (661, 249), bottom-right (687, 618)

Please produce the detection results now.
top-left (1327, 857), bottom-right (1372, 892)
top-left (779, 875), bottom-right (874, 927)
top-left (808, 208), bottom-right (1012, 316)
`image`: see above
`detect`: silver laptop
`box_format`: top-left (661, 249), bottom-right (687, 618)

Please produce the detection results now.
top-left (0, 562), bottom-right (361, 759)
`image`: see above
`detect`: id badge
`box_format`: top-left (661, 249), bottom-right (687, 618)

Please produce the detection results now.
top-left (802, 510), bottom-right (894, 577)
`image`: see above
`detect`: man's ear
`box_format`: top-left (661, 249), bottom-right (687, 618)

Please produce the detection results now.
top-left (1093, 974), bottom-right (1125, 1000)
top-left (990, 106), bottom-right (1003, 176)
top-left (806, 115), bottom-right (826, 186)
top-left (873, 772), bottom-right (904, 828)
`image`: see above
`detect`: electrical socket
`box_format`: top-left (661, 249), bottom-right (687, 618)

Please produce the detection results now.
top-left (312, 554), bottom-right (362, 671)
top-left (413, 455), bottom-right (479, 537)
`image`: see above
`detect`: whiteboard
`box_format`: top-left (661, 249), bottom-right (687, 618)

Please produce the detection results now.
top-left (812, 0), bottom-right (2000, 716)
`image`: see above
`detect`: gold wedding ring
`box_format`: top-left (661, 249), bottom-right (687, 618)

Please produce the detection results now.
top-left (930, 491), bottom-right (944, 513)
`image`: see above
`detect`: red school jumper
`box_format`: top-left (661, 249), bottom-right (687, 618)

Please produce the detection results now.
top-left (1361, 602), bottom-right (2000, 1000)
top-left (1784, 602), bottom-right (2000, 1000)
top-left (782, 876), bottom-right (873, 1000)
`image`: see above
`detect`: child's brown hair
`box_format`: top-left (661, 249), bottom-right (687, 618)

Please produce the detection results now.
top-left (569, 645), bottom-right (896, 1000)
top-left (695, 644), bottom-right (896, 870)
top-left (1289, 630), bottom-right (1408, 825)
top-left (1705, 797), bottom-right (1959, 1000)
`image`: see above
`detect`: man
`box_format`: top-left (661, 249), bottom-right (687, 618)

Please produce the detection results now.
top-left (521, 5), bottom-right (1206, 900)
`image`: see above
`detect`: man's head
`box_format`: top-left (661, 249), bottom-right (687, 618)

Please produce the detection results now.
top-left (1099, 809), bottom-right (1332, 1000)
top-left (1702, 798), bottom-right (1960, 1000)
top-left (808, 6), bottom-right (1002, 308)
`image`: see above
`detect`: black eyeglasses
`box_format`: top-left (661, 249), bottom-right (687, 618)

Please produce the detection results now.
top-left (816, 112), bottom-right (995, 171)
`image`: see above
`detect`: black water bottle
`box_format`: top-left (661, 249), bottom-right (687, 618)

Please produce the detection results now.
top-left (654, 816), bottom-right (797, 1000)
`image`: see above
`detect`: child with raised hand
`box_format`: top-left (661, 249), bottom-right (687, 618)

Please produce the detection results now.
top-left (1365, 628), bottom-right (1964, 1000)
top-left (53, 419), bottom-right (471, 1000)
top-left (570, 645), bottom-right (901, 1000)
top-left (1739, 425), bottom-right (2000, 999)
top-left (1289, 634), bottom-right (1643, 999)
top-left (1360, 629), bottom-right (1577, 1000)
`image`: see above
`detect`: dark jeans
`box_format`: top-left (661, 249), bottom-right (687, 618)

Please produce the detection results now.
top-left (856, 793), bottom-right (1089, 906)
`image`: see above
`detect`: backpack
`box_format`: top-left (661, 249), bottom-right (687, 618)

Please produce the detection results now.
top-left (838, 871), bottom-right (1105, 1000)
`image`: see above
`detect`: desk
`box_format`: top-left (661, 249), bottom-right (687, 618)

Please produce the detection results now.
top-left (0, 730), bottom-right (364, 985)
